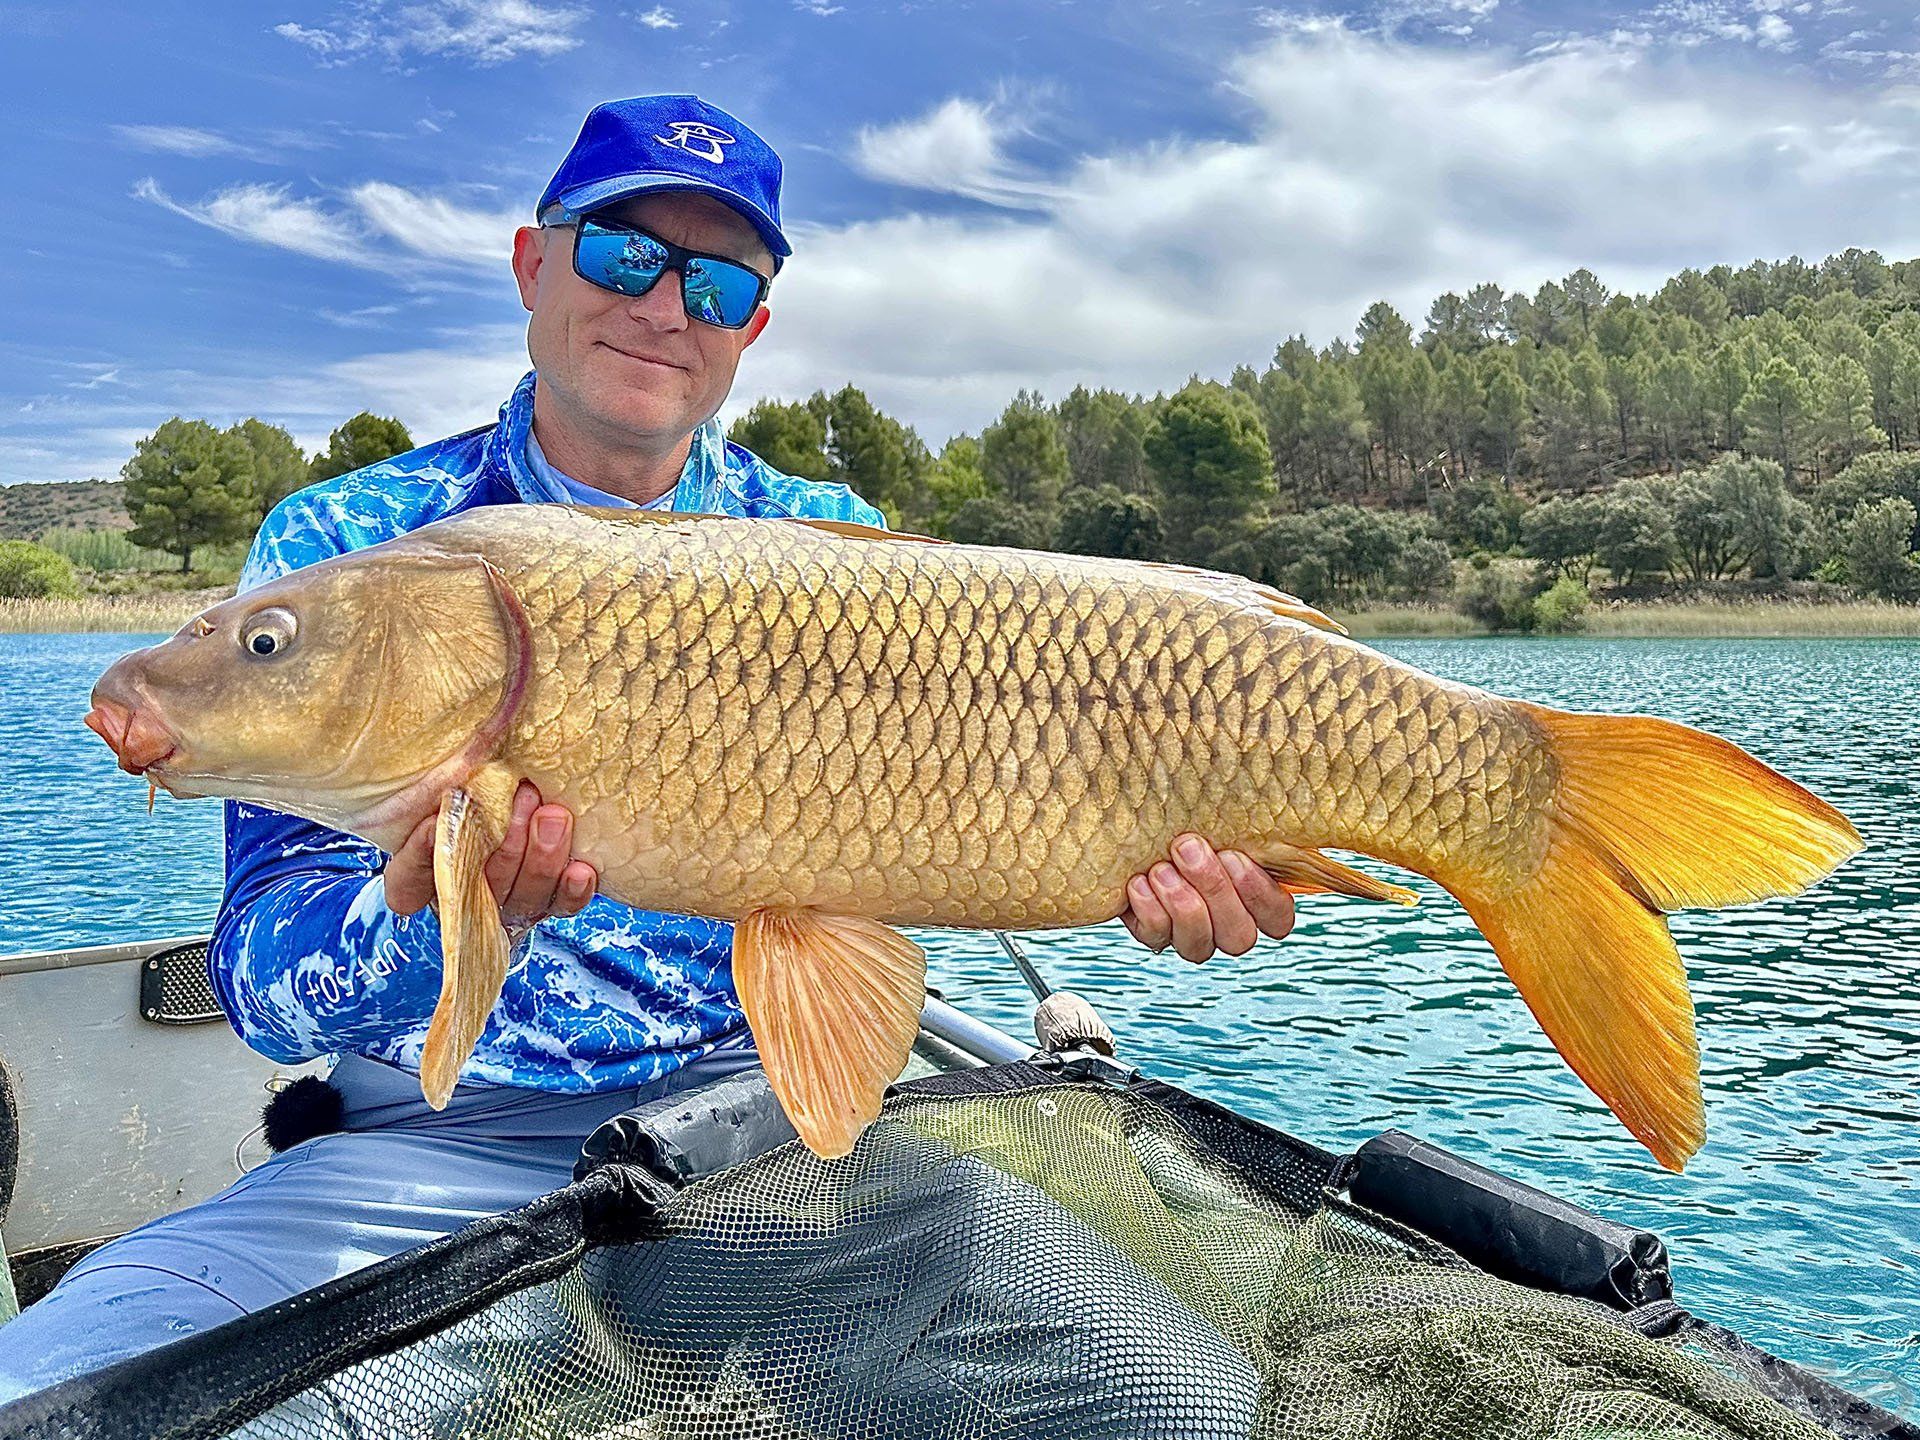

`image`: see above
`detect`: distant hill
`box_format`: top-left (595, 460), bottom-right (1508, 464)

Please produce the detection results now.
top-left (0, 480), bottom-right (128, 540)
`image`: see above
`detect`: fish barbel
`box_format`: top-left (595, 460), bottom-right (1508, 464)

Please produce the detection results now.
top-left (84, 507), bottom-right (1862, 1167)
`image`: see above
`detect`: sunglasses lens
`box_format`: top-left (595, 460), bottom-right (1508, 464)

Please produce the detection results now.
top-left (576, 221), bottom-right (669, 297)
top-left (682, 256), bottom-right (764, 328)
top-left (571, 217), bottom-right (766, 327)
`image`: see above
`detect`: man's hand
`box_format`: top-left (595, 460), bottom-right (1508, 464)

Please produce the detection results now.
top-left (384, 781), bottom-right (599, 925)
top-left (1121, 834), bottom-right (1295, 963)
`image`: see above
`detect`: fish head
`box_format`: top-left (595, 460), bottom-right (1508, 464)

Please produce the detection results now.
top-left (85, 542), bottom-right (529, 839)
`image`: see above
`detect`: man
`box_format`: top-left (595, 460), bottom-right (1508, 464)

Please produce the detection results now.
top-left (0, 94), bottom-right (1294, 1397)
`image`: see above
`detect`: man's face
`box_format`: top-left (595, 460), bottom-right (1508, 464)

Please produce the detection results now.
top-left (512, 191), bottom-right (772, 448)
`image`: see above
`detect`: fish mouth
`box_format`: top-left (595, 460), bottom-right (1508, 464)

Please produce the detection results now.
top-left (84, 689), bottom-right (181, 778)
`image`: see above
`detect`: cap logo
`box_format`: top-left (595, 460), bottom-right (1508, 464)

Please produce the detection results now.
top-left (653, 120), bottom-right (735, 165)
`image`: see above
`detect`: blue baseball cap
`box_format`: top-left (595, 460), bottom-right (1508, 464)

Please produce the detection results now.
top-left (537, 95), bottom-right (790, 271)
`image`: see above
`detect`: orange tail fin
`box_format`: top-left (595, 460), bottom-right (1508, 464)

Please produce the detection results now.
top-left (1458, 705), bottom-right (1862, 1172)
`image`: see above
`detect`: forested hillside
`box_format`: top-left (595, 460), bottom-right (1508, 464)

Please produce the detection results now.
top-left (732, 247), bottom-right (1920, 622)
top-left (0, 480), bottom-right (128, 540)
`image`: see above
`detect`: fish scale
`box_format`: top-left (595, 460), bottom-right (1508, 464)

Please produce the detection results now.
top-left (476, 507), bottom-right (1551, 927)
top-left (88, 503), bottom-right (1863, 1166)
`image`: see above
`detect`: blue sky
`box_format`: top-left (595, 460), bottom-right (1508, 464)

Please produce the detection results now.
top-left (7, 0), bottom-right (1920, 485)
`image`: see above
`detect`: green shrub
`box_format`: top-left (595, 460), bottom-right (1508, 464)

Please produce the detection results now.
top-left (1532, 576), bottom-right (1591, 633)
top-left (1396, 536), bottom-right (1455, 598)
top-left (0, 541), bottom-right (82, 599)
top-left (1454, 567), bottom-right (1538, 632)
top-left (1845, 497), bottom-right (1919, 599)
top-left (946, 495), bottom-right (1051, 549)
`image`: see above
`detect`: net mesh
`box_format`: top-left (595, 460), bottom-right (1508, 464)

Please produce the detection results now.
top-left (224, 1081), bottom-right (1842, 1440)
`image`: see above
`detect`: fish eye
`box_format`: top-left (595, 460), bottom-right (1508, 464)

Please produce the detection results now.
top-left (241, 607), bottom-right (297, 659)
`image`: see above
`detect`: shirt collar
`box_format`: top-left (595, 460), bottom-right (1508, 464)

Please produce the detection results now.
top-left (528, 428), bottom-right (678, 511)
top-left (491, 369), bottom-right (731, 513)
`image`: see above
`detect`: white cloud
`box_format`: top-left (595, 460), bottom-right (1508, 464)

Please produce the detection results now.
top-left (133, 177), bottom-right (522, 276)
top-left (272, 20), bottom-right (369, 62)
top-left (348, 181), bottom-right (525, 262)
top-left (113, 125), bottom-right (254, 159)
top-left (274, 0), bottom-right (585, 67)
top-left (400, 0), bottom-right (584, 61)
top-left (132, 178), bottom-right (382, 267)
top-left (636, 5), bottom-right (678, 28)
top-left (852, 96), bottom-right (1058, 209)
top-left (1370, 0), bottom-right (1501, 34)
top-left (793, 0), bottom-right (843, 14)
top-left (1635, 0), bottom-right (1805, 50)
top-left (319, 304), bottom-right (405, 327)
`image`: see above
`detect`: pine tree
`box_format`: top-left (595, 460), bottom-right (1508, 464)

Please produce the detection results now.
top-left (811, 386), bottom-right (931, 523)
top-left (1704, 344), bottom-right (1750, 450)
top-left (229, 418), bottom-right (308, 517)
top-left (981, 391), bottom-right (1069, 515)
top-left (729, 399), bottom-right (831, 481)
top-left (1737, 358), bottom-right (1814, 482)
top-left (1144, 383), bottom-right (1275, 563)
top-left (1563, 269), bottom-right (1610, 340)
top-left (1431, 344), bottom-right (1484, 482)
top-left (123, 418), bottom-right (256, 572)
top-left (1813, 355), bottom-right (1887, 477)
top-left (309, 412), bottom-right (413, 483)
top-left (1480, 357), bottom-right (1530, 482)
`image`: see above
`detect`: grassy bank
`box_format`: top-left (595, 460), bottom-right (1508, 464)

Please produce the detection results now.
top-left (0, 590), bottom-right (228, 634)
top-left (1341, 598), bottom-right (1920, 638)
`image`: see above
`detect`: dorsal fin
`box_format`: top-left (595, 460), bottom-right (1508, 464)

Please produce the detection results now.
top-left (1144, 562), bottom-right (1347, 636)
top-left (565, 505), bottom-right (1338, 631)
top-left (781, 516), bottom-right (947, 545)
top-left (567, 505), bottom-right (946, 545)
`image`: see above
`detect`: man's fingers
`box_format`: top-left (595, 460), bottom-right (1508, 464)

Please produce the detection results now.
top-left (1121, 875), bottom-right (1172, 952)
top-left (382, 813), bottom-right (439, 916)
top-left (503, 803), bottom-right (573, 922)
top-left (484, 782), bottom-right (541, 901)
top-left (1147, 861), bottom-right (1217, 964)
top-left (1169, 835), bottom-right (1259, 958)
top-left (551, 860), bottom-right (599, 917)
top-left (1221, 851), bottom-right (1297, 941)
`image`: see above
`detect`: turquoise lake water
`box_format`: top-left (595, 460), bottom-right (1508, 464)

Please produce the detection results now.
top-left (1, 631), bottom-right (1914, 1409)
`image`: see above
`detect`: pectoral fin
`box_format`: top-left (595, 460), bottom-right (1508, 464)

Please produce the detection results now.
top-left (733, 908), bottom-right (927, 1160)
top-left (1245, 841), bottom-right (1418, 906)
top-left (419, 786), bottom-right (511, 1108)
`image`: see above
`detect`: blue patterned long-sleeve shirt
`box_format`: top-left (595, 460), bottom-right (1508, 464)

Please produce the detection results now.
top-left (211, 372), bottom-right (885, 1090)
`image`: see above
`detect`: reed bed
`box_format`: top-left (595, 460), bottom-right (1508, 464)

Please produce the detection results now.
top-left (0, 590), bottom-right (227, 634)
top-left (1337, 604), bottom-right (1487, 638)
top-left (1341, 599), bottom-right (1920, 639)
top-left (1583, 599), bottom-right (1920, 637)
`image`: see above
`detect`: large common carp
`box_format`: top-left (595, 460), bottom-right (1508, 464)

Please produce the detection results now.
top-left (85, 506), bottom-right (1861, 1168)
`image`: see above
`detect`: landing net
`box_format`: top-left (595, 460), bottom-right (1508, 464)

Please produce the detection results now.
top-left (4, 1064), bottom-right (1909, 1440)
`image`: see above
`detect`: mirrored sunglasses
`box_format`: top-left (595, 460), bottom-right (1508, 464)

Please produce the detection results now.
top-left (566, 214), bottom-right (769, 330)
